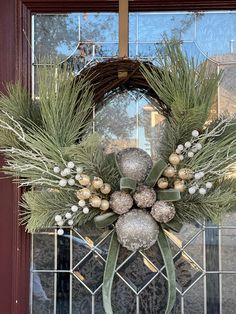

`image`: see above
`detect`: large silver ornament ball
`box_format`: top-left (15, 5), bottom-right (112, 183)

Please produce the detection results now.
top-left (151, 201), bottom-right (176, 223)
top-left (133, 185), bottom-right (156, 208)
top-left (109, 191), bottom-right (133, 215)
top-left (116, 209), bottom-right (159, 251)
top-left (116, 147), bottom-right (153, 182)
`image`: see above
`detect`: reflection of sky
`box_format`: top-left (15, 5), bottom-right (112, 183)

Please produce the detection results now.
top-left (34, 11), bottom-right (236, 63)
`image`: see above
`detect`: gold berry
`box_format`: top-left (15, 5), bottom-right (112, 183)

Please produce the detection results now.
top-left (76, 188), bottom-right (91, 200)
top-left (174, 180), bottom-right (186, 192)
top-left (100, 183), bottom-right (112, 194)
top-left (157, 178), bottom-right (169, 189)
top-left (178, 168), bottom-right (193, 180)
top-left (92, 177), bottom-right (104, 189)
top-left (100, 199), bottom-right (110, 211)
top-left (163, 166), bottom-right (176, 178)
top-left (89, 195), bottom-right (102, 208)
top-left (78, 174), bottom-right (90, 186)
top-left (169, 153), bottom-right (181, 166)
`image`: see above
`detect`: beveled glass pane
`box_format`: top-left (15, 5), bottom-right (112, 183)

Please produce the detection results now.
top-left (196, 12), bottom-right (236, 61)
top-left (33, 231), bottom-right (55, 270)
top-left (221, 228), bottom-right (236, 271)
top-left (222, 274), bottom-right (236, 313)
top-left (184, 277), bottom-right (204, 313)
top-left (31, 272), bottom-right (54, 313)
top-left (72, 276), bottom-right (92, 313)
top-left (137, 13), bottom-right (195, 42)
top-left (219, 65), bottom-right (236, 114)
top-left (34, 14), bottom-right (79, 60)
top-left (80, 13), bottom-right (118, 42)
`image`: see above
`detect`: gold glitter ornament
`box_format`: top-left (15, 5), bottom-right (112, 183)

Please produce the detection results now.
top-left (157, 178), bottom-right (169, 189)
top-left (169, 153), bottom-right (181, 165)
top-left (133, 185), bottom-right (156, 208)
top-left (100, 199), bottom-right (110, 211)
top-left (76, 188), bottom-right (91, 200)
top-left (174, 180), bottom-right (186, 192)
top-left (151, 201), bottom-right (176, 223)
top-left (116, 209), bottom-right (159, 251)
top-left (89, 195), bottom-right (102, 208)
top-left (163, 166), bottom-right (176, 178)
top-left (178, 168), bottom-right (193, 180)
top-left (78, 174), bottom-right (90, 186)
top-left (110, 191), bottom-right (133, 215)
top-left (100, 183), bottom-right (111, 194)
top-left (92, 177), bottom-right (104, 189)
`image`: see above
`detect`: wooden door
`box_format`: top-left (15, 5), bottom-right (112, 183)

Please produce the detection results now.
top-left (1, 1), bottom-right (236, 314)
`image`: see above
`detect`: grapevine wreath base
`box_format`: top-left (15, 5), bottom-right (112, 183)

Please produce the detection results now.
top-left (1, 41), bottom-right (236, 313)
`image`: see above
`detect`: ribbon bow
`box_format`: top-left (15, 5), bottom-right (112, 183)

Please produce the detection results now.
top-left (94, 156), bottom-right (183, 314)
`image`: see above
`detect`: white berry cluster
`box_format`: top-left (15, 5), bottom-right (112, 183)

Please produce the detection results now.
top-left (53, 162), bottom-right (83, 187)
top-left (188, 171), bottom-right (213, 195)
top-left (175, 130), bottom-right (202, 160)
top-left (54, 200), bottom-right (90, 235)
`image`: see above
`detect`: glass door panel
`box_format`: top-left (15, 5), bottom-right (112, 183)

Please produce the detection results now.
top-left (31, 11), bottom-right (236, 313)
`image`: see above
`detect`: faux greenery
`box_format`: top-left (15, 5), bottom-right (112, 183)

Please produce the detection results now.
top-left (0, 40), bottom-right (236, 231)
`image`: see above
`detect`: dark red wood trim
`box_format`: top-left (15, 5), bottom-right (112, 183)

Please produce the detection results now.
top-left (1, 1), bottom-right (236, 314)
top-left (20, 0), bottom-right (236, 13)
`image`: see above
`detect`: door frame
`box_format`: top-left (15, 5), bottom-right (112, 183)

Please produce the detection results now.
top-left (1, 1), bottom-right (236, 313)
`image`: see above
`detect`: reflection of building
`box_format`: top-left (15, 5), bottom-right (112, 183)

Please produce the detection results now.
top-left (207, 54), bottom-right (236, 114)
top-left (105, 139), bottom-right (137, 154)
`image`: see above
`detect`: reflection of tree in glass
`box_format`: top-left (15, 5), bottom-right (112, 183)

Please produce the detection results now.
top-left (34, 13), bottom-right (117, 65)
top-left (95, 91), bottom-right (137, 152)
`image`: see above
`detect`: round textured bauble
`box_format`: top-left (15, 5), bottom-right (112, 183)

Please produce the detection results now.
top-left (169, 153), bottom-right (181, 165)
top-left (115, 209), bottom-right (159, 251)
top-left (78, 174), bottom-right (90, 186)
top-left (174, 180), bottom-right (186, 192)
top-left (89, 195), bottom-right (102, 208)
top-left (109, 191), bottom-right (133, 214)
top-left (100, 199), bottom-right (110, 211)
top-left (163, 166), bottom-right (176, 178)
top-left (100, 183), bottom-right (111, 195)
top-left (157, 177), bottom-right (169, 189)
top-left (116, 147), bottom-right (153, 182)
top-left (92, 177), bottom-right (104, 189)
top-left (133, 185), bottom-right (156, 208)
top-left (76, 188), bottom-right (91, 200)
top-left (178, 168), bottom-right (193, 180)
top-left (151, 201), bottom-right (176, 223)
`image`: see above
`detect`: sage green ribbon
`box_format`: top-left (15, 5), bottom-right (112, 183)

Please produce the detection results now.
top-left (120, 177), bottom-right (136, 193)
top-left (163, 217), bottom-right (183, 233)
top-left (103, 231), bottom-right (120, 314)
top-left (145, 159), bottom-right (168, 187)
top-left (158, 189), bottom-right (181, 202)
top-left (157, 227), bottom-right (176, 314)
top-left (94, 212), bottom-right (118, 229)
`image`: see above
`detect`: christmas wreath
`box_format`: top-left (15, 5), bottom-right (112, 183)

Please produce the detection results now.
top-left (1, 41), bottom-right (236, 314)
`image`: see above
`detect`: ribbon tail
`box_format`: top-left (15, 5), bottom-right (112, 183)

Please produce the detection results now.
top-left (163, 217), bottom-right (183, 233)
top-left (158, 189), bottom-right (181, 201)
top-left (103, 231), bottom-right (120, 314)
top-left (145, 159), bottom-right (167, 187)
top-left (94, 212), bottom-right (118, 229)
top-left (157, 227), bottom-right (176, 314)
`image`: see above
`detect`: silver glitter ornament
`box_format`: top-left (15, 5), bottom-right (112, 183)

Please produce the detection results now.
top-left (151, 201), bottom-right (176, 223)
top-left (116, 147), bottom-right (153, 182)
top-left (133, 185), bottom-right (156, 208)
top-left (109, 191), bottom-right (133, 215)
top-left (116, 209), bottom-right (159, 251)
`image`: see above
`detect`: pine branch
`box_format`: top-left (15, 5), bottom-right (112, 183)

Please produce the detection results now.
top-left (140, 39), bottom-right (221, 160)
top-left (21, 189), bottom-right (100, 232)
